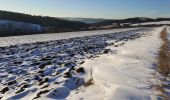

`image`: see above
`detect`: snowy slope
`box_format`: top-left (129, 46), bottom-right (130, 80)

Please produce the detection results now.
top-left (167, 26), bottom-right (170, 40)
top-left (0, 20), bottom-right (10, 24)
top-left (132, 21), bottom-right (170, 26)
top-left (0, 20), bottom-right (42, 33)
top-left (67, 27), bottom-right (165, 100)
top-left (0, 27), bottom-right (159, 100)
top-left (0, 20), bottom-right (42, 29)
top-left (0, 28), bottom-right (139, 47)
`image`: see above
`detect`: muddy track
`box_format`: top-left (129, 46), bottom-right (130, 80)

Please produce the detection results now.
top-left (155, 27), bottom-right (170, 100)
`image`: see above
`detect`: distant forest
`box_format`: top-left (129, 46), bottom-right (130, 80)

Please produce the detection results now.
top-left (0, 10), bottom-right (89, 33)
top-left (0, 10), bottom-right (170, 36)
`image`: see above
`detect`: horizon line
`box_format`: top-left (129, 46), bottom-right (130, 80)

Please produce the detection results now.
top-left (1, 9), bottom-right (170, 20)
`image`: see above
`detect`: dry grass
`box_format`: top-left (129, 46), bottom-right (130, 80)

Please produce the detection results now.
top-left (155, 28), bottom-right (170, 100)
top-left (158, 28), bottom-right (170, 77)
top-left (84, 78), bottom-right (94, 87)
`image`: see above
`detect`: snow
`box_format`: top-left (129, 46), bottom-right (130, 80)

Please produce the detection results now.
top-left (132, 21), bottom-right (170, 26)
top-left (0, 26), bottom-right (167, 100)
top-left (0, 20), bottom-right (41, 28)
top-left (167, 26), bottom-right (170, 40)
top-left (0, 28), bottom-right (139, 47)
top-left (0, 20), bottom-right (9, 24)
top-left (67, 27), bottom-right (164, 100)
top-left (0, 20), bottom-right (42, 33)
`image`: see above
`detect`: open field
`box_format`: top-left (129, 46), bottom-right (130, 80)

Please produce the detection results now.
top-left (0, 28), bottom-right (138, 47)
top-left (0, 27), bottom-right (169, 100)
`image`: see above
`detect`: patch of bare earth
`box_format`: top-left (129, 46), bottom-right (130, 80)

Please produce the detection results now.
top-left (84, 78), bottom-right (94, 87)
top-left (154, 27), bottom-right (170, 100)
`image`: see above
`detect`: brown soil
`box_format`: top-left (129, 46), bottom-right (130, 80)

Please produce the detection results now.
top-left (84, 78), bottom-right (94, 87)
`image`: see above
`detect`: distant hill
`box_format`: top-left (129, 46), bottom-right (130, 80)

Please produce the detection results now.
top-left (61, 17), bottom-right (170, 24)
top-left (0, 10), bottom-right (170, 37)
top-left (60, 17), bottom-right (108, 23)
top-left (0, 10), bottom-right (89, 33)
top-left (92, 17), bottom-right (170, 26)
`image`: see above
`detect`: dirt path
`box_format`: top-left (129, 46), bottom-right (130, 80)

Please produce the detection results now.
top-left (154, 27), bottom-right (170, 100)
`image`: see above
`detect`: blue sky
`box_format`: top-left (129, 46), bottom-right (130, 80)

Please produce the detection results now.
top-left (0, 0), bottom-right (170, 19)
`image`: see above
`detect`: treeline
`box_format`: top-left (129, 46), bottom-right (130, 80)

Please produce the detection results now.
top-left (0, 10), bottom-right (170, 37)
top-left (0, 10), bottom-right (89, 33)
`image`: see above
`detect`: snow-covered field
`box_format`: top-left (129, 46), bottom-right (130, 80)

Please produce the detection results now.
top-left (132, 21), bottom-right (170, 26)
top-left (68, 27), bottom-right (165, 100)
top-left (0, 20), bottom-right (42, 33)
top-left (0, 28), bottom-right (139, 47)
top-left (0, 27), bottom-right (169, 100)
